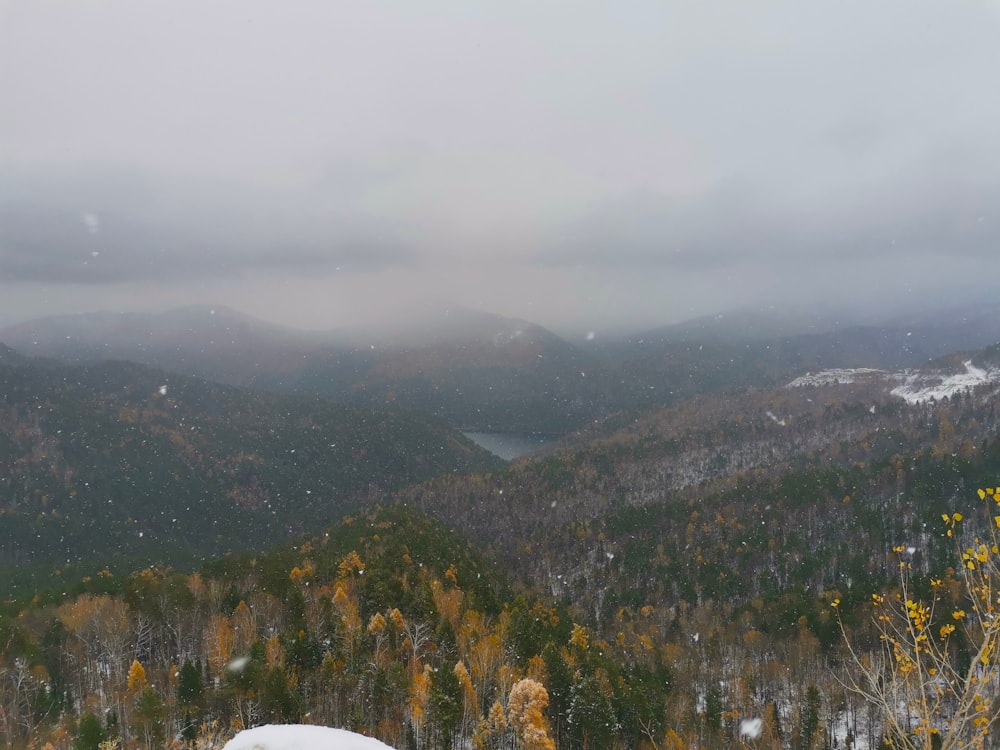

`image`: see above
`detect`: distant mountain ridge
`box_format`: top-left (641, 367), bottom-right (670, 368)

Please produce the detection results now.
top-left (0, 306), bottom-right (595, 432)
top-left (4, 301), bottom-right (1000, 433)
top-left (0, 305), bottom-right (335, 383)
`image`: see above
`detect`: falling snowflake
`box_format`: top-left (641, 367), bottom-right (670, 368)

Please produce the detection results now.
top-left (739, 718), bottom-right (763, 739)
top-left (227, 656), bottom-right (251, 674)
top-left (81, 212), bottom-right (100, 233)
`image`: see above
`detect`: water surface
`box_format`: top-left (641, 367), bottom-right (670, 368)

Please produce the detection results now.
top-left (462, 431), bottom-right (560, 461)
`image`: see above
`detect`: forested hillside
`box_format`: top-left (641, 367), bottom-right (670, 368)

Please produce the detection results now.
top-left (0, 504), bottom-right (867, 750)
top-left (7, 304), bottom-right (1000, 433)
top-left (6, 485), bottom-right (999, 750)
top-left (4, 336), bottom-right (1000, 749)
top-left (399, 364), bottom-right (1000, 610)
top-left (0, 351), bottom-right (500, 594)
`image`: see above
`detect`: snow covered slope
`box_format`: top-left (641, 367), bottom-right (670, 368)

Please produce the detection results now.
top-left (788, 360), bottom-right (1000, 403)
top-left (890, 360), bottom-right (1000, 403)
top-left (786, 368), bottom-right (887, 388)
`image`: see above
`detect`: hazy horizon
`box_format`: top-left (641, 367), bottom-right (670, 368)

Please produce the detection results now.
top-left (3, 1), bottom-right (1000, 334)
top-left (0, 293), bottom-right (991, 346)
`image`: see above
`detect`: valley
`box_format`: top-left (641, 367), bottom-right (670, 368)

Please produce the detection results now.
top-left (2, 304), bottom-right (1000, 750)
top-left (7, 3), bottom-right (999, 746)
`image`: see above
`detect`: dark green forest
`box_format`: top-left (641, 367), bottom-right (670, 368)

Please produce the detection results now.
top-left (3, 338), bottom-right (1000, 749)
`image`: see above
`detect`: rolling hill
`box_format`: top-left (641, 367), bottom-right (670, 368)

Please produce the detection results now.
top-left (0, 348), bottom-right (501, 594)
top-left (4, 311), bottom-right (1000, 750)
top-left (5, 301), bottom-right (1000, 434)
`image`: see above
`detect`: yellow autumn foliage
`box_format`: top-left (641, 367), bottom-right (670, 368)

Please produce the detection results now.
top-left (508, 678), bottom-right (556, 750)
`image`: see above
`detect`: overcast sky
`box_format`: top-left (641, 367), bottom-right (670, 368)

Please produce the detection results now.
top-left (2, 0), bottom-right (1000, 334)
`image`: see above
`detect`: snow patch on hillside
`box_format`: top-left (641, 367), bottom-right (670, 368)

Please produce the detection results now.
top-left (787, 361), bottom-right (1000, 404)
top-left (890, 360), bottom-right (1000, 404)
top-left (786, 368), bottom-right (886, 387)
top-left (222, 724), bottom-right (396, 750)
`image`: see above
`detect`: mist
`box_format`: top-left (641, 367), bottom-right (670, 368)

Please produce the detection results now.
top-left (3, 0), bottom-right (1000, 333)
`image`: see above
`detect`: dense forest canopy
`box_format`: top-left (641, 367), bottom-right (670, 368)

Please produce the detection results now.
top-left (3, 326), bottom-right (1000, 749)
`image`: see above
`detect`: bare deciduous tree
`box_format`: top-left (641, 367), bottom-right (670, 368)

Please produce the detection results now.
top-left (838, 487), bottom-right (1000, 750)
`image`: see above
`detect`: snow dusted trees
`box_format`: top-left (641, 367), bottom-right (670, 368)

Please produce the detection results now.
top-left (508, 679), bottom-right (556, 750)
top-left (839, 486), bottom-right (1000, 750)
top-left (472, 679), bottom-right (556, 750)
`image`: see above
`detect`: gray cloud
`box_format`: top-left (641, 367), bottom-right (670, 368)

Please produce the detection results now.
top-left (544, 142), bottom-right (1000, 273)
top-left (1, 0), bottom-right (1000, 331)
top-left (0, 168), bottom-right (417, 283)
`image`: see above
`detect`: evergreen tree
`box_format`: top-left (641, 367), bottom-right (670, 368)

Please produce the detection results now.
top-left (261, 666), bottom-right (303, 723)
top-left (73, 711), bottom-right (105, 750)
top-left (176, 660), bottom-right (204, 747)
top-left (798, 684), bottom-right (822, 750)
top-left (131, 686), bottom-right (165, 750)
top-left (177, 659), bottom-right (204, 711)
top-left (541, 642), bottom-right (572, 746)
top-left (430, 663), bottom-right (463, 750)
top-left (567, 672), bottom-right (617, 749)
top-left (703, 686), bottom-right (723, 735)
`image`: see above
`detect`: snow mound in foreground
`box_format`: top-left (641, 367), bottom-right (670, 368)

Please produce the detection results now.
top-left (222, 725), bottom-right (396, 750)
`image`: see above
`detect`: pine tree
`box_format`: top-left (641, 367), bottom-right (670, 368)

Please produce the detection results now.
top-left (73, 711), bottom-right (105, 750)
top-left (797, 684), bottom-right (821, 750)
top-left (131, 686), bottom-right (165, 750)
top-left (568, 671), bottom-right (618, 749)
top-left (430, 663), bottom-right (463, 750)
top-left (261, 666), bottom-right (303, 724)
top-left (177, 659), bottom-right (203, 711)
top-left (177, 658), bottom-right (204, 744)
top-left (541, 643), bottom-right (572, 746)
